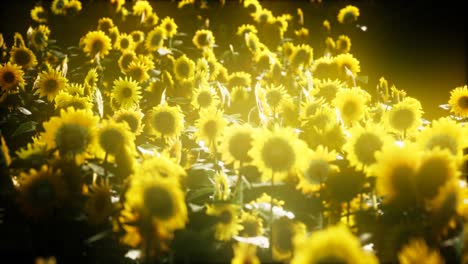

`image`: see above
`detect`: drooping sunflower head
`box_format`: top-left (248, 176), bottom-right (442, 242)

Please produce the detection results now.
top-left (132, 0), bottom-right (153, 16)
top-left (245, 32), bottom-right (263, 54)
top-left (337, 5), bottom-right (360, 24)
top-left (35, 69), bottom-right (68, 102)
top-left (111, 76), bottom-right (142, 109)
top-left (398, 239), bottom-right (445, 264)
top-left (9, 46), bottom-right (38, 70)
top-left (272, 217), bottom-right (307, 261)
top-left (237, 24), bottom-right (258, 37)
top-left (0, 63), bottom-right (24, 92)
top-left (336, 35), bottom-right (352, 54)
top-left (384, 96), bottom-right (423, 136)
top-left (96, 118), bottom-right (135, 156)
top-left (206, 203), bottom-right (243, 241)
top-left (97, 17), bottom-right (114, 33)
top-left (291, 225), bottom-right (378, 264)
top-left (29, 25), bottom-right (51, 51)
top-left (64, 0), bottom-right (82, 15)
top-left (343, 123), bottom-right (393, 175)
top-left (448, 85), bottom-right (468, 118)
top-left (220, 124), bottom-right (256, 165)
top-left (312, 78), bottom-right (345, 103)
top-left (192, 29), bottom-right (215, 50)
top-left (148, 104), bottom-right (185, 139)
top-left (113, 108), bottom-right (144, 135)
top-left (160, 17), bottom-right (178, 38)
top-left (31, 5), bottom-right (47, 23)
top-left (332, 87), bottom-right (370, 126)
top-left (191, 86), bottom-right (220, 109)
top-left (80, 30), bottom-right (112, 59)
top-left (173, 54), bottom-right (195, 80)
top-left (289, 44), bottom-right (313, 70)
top-left (418, 117), bottom-right (466, 159)
top-left (145, 26), bottom-right (165, 52)
top-left (194, 107), bottom-right (227, 148)
top-left (252, 7), bottom-right (274, 24)
top-left (114, 33), bottom-right (135, 52)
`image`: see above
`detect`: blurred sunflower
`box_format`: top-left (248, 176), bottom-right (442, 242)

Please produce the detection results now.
top-left (173, 54), bottom-right (195, 80)
top-left (0, 63), bottom-right (24, 92)
top-left (249, 126), bottom-right (308, 182)
top-left (311, 56), bottom-right (339, 80)
top-left (111, 76), bottom-right (142, 109)
top-left (264, 84), bottom-right (290, 114)
top-left (114, 33), bottom-right (135, 52)
top-left (51, 0), bottom-right (68, 15)
top-left (245, 32), bottom-right (263, 54)
top-left (29, 25), bottom-right (50, 51)
top-left (398, 239), bottom-right (444, 264)
top-left (16, 138), bottom-right (47, 160)
top-left (289, 44), bottom-right (313, 71)
top-left (125, 61), bottom-right (150, 83)
top-left (418, 117), bottom-right (466, 158)
top-left (191, 86), bottom-right (220, 109)
top-left (31, 5), bottom-right (47, 23)
top-left (239, 211), bottom-right (264, 237)
top-left (138, 155), bottom-right (186, 181)
top-left (324, 37), bottom-right (336, 54)
top-left (130, 30), bottom-right (145, 44)
top-left (448, 85), bottom-right (468, 118)
top-left (343, 123), bottom-right (393, 175)
top-left (65, 82), bottom-right (84, 96)
top-left (228, 72), bottom-right (251, 89)
top-left (97, 17), bottom-right (114, 33)
top-left (148, 104), bottom-right (184, 139)
top-left (384, 96), bottom-right (423, 136)
top-left (335, 53), bottom-right (360, 79)
top-left (231, 243), bottom-right (260, 264)
top-left (84, 179), bottom-right (114, 226)
top-left (54, 92), bottom-right (92, 111)
top-left (252, 8), bottom-right (274, 24)
top-left (96, 119), bottom-right (135, 156)
top-left (194, 107), bottom-right (227, 149)
top-left (113, 108), bottom-right (144, 135)
top-left (145, 26), bottom-right (165, 52)
top-left (220, 124), bottom-right (256, 166)
top-left (17, 165), bottom-right (66, 219)
top-left (297, 145), bottom-right (339, 195)
top-left (160, 17), bottom-right (178, 38)
top-left (291, 225), bottom-right (378, 264)
top-left (236, 24), bottom-right (258, 37)
top-left (206, 203), bottom-right (243, 241)
top-left (9, 46), bottom-right (37, 70)
top-left (41, 107), bottom-right (99, 158)
top-left (213, 171), bottom-right (231, 201)
top-left (336, 35), bottom-right (352, 54)
top-left (272, 217), bottom-right (307, 261)
top-left (83, 68), bottom-right (99, 92)
top-left (64, 0), bottom-right (82, 15)
top-left (192, 29), bottom-right (215, 50)
top-left (333, 87), bottom-right (370, 126)
top-left (372, 144), bottom-right (421, 206)
top-left (132, 0), bottom-right (152, 16)
top-left (312, 78), bottom-right (345, 103)
top-left (35, 69), bottom-right (68, 102)
top-left (337, 5), bottom-right (360, 24)
top-left (300, 103), bottom-right (336, 131)
top-left (80, 30), bottom-right (112, 59)
top-left (118, 50), bottom-right (137, 72)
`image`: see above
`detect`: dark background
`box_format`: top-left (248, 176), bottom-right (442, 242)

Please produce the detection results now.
top-left (1, 0), bottom-right (466, 119)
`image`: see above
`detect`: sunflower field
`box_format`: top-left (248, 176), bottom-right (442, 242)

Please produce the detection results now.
top-left (0, 0), bottom-right (467, 263)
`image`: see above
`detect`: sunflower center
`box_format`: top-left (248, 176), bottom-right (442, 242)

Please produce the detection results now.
top-left (176, 62), bottom-right (191, 79)
top-left (120, 38), bottom-right (130, 49)
top-left (150, 33), bottom-right (163, 47)
top-left (91, 39), bottom-right (104, 55)
top-left (242, 219), bottom-right (260, 237)
top-left (196, 33), bottom-right (209, 47)
top-left (354, 132), bottom-right (382, 165)
top-left (305, 159), bottom-right (330, 184)
top-left (117, 114), bottom-right (139, 133)
top-left (44, 79), bottom-right (59, 93)
top-left (228, 132), bottom-right (253, 163)
top-left (417, 157), bottom-right (451, 199)
top-left (219, 210), bottom-right (233, 224)
top-left (273, 222), bottom-right (293, 252)
top-left (389, 108), bottom-right (415, 131)
top-left (144, 185), bottom-right (175, 220)
top-left (153, 111), bottom-right (176, 136)
top-left (55, 123), bottom-right (88, 155)
top-left (132, 33), bottom-right (142, 43)
top-left (261, 137), bottom-right (295, 172)
top-left (2, 71), bottom-right (15, 84)
top-left (99, 127), bottom-right (125, 154)
top-left (34, 31), bottom-right (45, 46)
top-left (121, 87), bottom-right (133, 98)
top-left (343, 12), bottom-right (356, 24)
top-left (266, 90), bottom-right (282, 109)
top-left (128, 67), bottom-right (145, 82)
top-left (120, 54), bottom-right (134, 70)
top-left (341, 100), bottom-right (358, 118)
top-left (317, 256), bottom-right (348, 264)
top-left (28, 178), bottom-right (57, 207)
top-left (203, 120), bottom-right (219, 140)
top-left (317, 84), bottom-right (339, 102)
top-left (65, 100), bottom-right (86, 110)
top-left (425, 134), bottom-right (458, 155)
top-left (197, 91), bottom-right (212, 108)
top-left (14, 49), bottom-right (32, 66)
top-left (389, 164), bottom-right (415, 198)
top-left (457, 96), bottom-right (468, 109)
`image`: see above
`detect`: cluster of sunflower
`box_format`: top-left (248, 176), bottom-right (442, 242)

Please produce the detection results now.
top-left (1, 0), bottom-right (468, 263)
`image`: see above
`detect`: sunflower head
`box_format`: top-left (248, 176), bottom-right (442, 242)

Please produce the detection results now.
top-left (220, 124), bottom-right (256, 166)
top-left (228, 72), bottom-right (251, 90)
top-left (312, 56), bottom-right (340, 80)
top-left (335, 53), bottom-right (361, 79)
top-left (51, 0), bottom-right (68, 15)
top-left (173, 54), bottom-right (195, 80)
top-left (132, 0), bottom-right (153, 16)
top-left (337, 5), bottom-right (360, 24)
top-left (124, 61), bottom-right (150, 83)
top-left (336, 35), bottom-right (352, 54)
top-left (148, 104), bottom-right (185, 139)
top-left (9, 46), bottom-right (38, 70)
top-left (118, 51), bottom-right (136, 72)
top-left (192, 29), bottom-right (215, 50)
top-left (191, 86), bottom-right (220, 109)
top-left (29, 25), bottom-right (50, 51)
top-left (333, 87), bottom-right (370, 126)
top-left (384, 96), bottom-right (423, 136)
top-left (113, 108), bottom-right (144, 135)
top-left (206, 203), bottom-right (243, 241)
top-left (111, 76), bottom-right (142, 110)
top-left (160, 17), bottom-right (178, 38)
top-left (84, 179), bottom-right (114, 225)
top-left (312, 78), bottom-right (345, 103)
top-left (289, 44), bottom-right (314, 70)
top-left (194, 107), bottom-right (227, 149)
top-left (114, 33), bottom-right (135, 52)
top-left (80, 30), bottom-right (112, 59)
top-left (0, 63), bottom-right (25, 92)
top-left (35, 69), bottom-right (69, 102)
top-left (272, 217), bottom-right (307, 261)
top-left (418, 117), bottom-right (466, 159)
top-left (54, 92), bottom-right (92, 111)
top-left (448, 85), bottom-right (468, 118)
top-left (97, 17), bottom-right (114, 33)
top-left (237, 24), bottom-right (258, 37)
top-left (97, 119), bottom-right (135, 156)
top-left (398, 239), bottom-right (444, 264)
top-left (31, 6), bottom-right (48, 23)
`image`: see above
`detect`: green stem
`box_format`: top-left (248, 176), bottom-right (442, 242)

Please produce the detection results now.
top-left (269, 170), bottom-right (275, 261)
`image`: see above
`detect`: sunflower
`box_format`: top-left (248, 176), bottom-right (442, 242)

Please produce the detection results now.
top-left (191, 86), bottom-right (220, 109)
top-left (245, 32), bottom-right (262, 54)
top-left (16, 138), bottom-right (47, 160)
top-left (80, 30), bottom-right (112, 59)
top-left (41, 107), bottom-right (98, 158)
top-left (297, 145), bottom-right (339, 195)
top-left (415, 148), bottom-right (459, 200)
top-left (0, 63), bottom-right (24, 92)
top-left (9, 46), bottom-right (37, 70)
top-left (228, 72), bottom-right (251, 89)
top-left (51, 0), bottom-right (68, 15)
top-left (322, 19), bottom-right (331, 32)
top-left (29, 25), bottom-right (50, 51)
top-left (398, 239), bottom-right (444, 264)
top-left (173, 54), bottom-right (195, 80)
top-left (312, 78), bottom-right (345, 103)
top-left (130, 30), bottom-right (145, 44)
top-left (194, 107), bottom-right (227, 150)
top-left (372, 144), bottom-right (421, 206)
top-left (294, 28), bottom-right (309, 39)
top-left (96, 119), bottom-right (135, 156)
top-left (272, 217), bottom-right (307, 261)
top-left (213, 171), bottom-right (231, 201)
top-left (249, 126), bottom-right (308, 182)
top-left (145, 26), bottom-right (165, 52)
top-left (111, 76), bottom-right (142, 109)
top-left (239, 211), bottom-right (263, 237)
top-left (300, 103), bottom-right (337, 131)
top-left (337, 5), bottom-right (360, 24)
top-left (291, 225), bottom-right (378, 264)
top-left (311, 56), bottom-right (340, 80)
top-left (219, 124), bottom-right (256, 166)
top-left (236, 24), bottom-right (258, 37)
top-left (289, 44), bottom-right (314, 71)
top-left (35, 69), bottom-right (68, 102)
top-left (332, 87), bottom-right (370, 126)
top-left (231, 243), bottom-right (260, 264)
top-left (384, 97), bottom-right (423, 136)
top-left (343, 123), bottom-right (393, 175)
top-left (448, 85), bottom-right (468, 118)
top-left (114, 33), bottom-right (135, 52)
top-left (335, 53), bottom-right (360, 78)
top-left (418, 117), bottom-right (466, 159)
top-left (125, 173), bottom-right (188, 232)
top-left (132, 0), bottom-right (153, 16)
top-left (84, 179), bottom-right (114, 226)
top-left (17, 165), bottom-right (66, 219)
top-left (64, 0), bottom-right (82, 15)
top-left (206, 203), bottom-right (243, 241)
top-left (113, 108), bottom-right (144, 135)
top-left (138, 155), bottom-right (186, 183)
top-left (118, 51), bottom-right (137, 72)
top-left (252, 8), bottom-right (274, 24)
top-left (192, 29), bottom-right (215, 50)
top-left (31, 5), bottom-right (47, 23)
top-left (160, 17), bottom-right (178, 38)
top-left (336, 35), bottom-right (352, 54)
top-left (324, 37), bottom-right (336, 54)
top-left (124, 61), bottom-right (150, 83)
top-left (54, 92), bottom-right (92, 111)
top-left (148, 104), bottom-right (185, 139)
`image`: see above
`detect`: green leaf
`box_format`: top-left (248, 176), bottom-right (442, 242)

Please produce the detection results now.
top-left (17, 106), bottom-right (32, 115)
top-left (187, 186), bottom-right (214, 202)
top-left (12, 121), bottom-right (37, 137)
